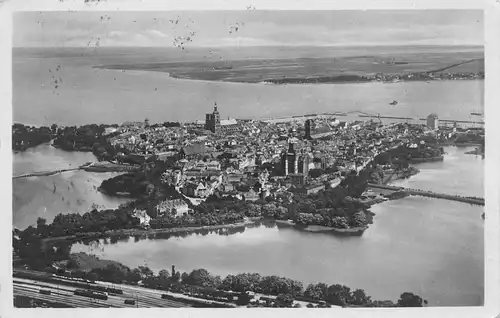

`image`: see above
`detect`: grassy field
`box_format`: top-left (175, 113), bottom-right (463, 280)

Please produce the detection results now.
top-left (69, 252), bottom-right (123, 272)
top-left (93, 48), bottom-right (484, 83)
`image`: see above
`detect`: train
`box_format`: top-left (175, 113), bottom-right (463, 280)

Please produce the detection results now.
top-left (74, 289), bottom-right (109, 301)
top-left (14, 269), bottom-right (123, 295)
top-left (52, 274), bottom-right (95, 284)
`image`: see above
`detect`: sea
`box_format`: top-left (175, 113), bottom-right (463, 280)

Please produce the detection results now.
top-left (13, 46), bottom-right (484, 307)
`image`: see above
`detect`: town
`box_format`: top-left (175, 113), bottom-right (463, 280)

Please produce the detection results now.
top-left (12, 104), bottom-right (485, 309)
top-left (12, 103), bottom-right (485, 231)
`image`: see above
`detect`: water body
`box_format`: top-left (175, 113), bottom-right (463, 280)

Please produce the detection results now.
top-left (13, 144), bottom-right (132, 229)
top-left (13, 47), bottom-right (483, 126)
top-left (14, 47), bottom-right (483, 305)
top-left (71, 147), bottom-right (484, 307)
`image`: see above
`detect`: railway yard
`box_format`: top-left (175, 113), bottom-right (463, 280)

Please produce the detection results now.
top-left (13, 275), bottom-right (192, 308)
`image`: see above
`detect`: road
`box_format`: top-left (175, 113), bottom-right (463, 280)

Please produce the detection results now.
top-left (13, 277), bottom-right (190, 308)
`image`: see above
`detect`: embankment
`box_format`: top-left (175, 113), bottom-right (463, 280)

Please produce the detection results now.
top-left (41, 218), bottom-right (261, 245)
top-left (274, 219), bottom-right (367, 236)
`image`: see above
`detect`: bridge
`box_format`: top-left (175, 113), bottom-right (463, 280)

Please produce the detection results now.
top-left (12, 168), bottom-right (80, 179)
top-left (13, 162), bottom-right (140, 179)
top-left (367, 183), bottom-right (484, 206)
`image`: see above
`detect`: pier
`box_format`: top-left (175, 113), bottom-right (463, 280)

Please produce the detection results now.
top-left (367, 183), bottom-right (484, 206)
top-left (252, 111), bottom-right (484, 125)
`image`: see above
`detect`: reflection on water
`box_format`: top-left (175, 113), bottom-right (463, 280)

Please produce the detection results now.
top-left (70, 148), bottom-right (483, 307)
top-left (19, 142), bottom-right (482, 306)
top-left (13, 144), bottom-right (132, 228)
top-left (390, 146), bottom-right (484, 197)
top-left (14, 48), bottom-right (483, 126)
top-left (71, 197), bottom-right (483, 307)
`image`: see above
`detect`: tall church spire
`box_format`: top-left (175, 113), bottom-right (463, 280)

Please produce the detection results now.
top-left (214, 102), bottom-right (218, 112)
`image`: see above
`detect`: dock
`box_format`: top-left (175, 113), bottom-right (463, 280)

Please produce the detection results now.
top-left (246, 111), bottom-right (484, 125)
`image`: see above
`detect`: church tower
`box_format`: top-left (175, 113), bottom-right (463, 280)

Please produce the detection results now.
top-left (213, 102), bottom-right (221, 127)
top-left (305, 119), bottom-right (312, 140)
top-left (205, 102), bottom-right (222, 133)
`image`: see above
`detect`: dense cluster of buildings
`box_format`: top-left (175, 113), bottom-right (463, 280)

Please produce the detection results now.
top-left (104, 105), bottom-right (484, 220)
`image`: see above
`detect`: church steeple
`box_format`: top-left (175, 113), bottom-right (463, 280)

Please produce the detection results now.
top-left (213, 102), bottom-right (220, 126)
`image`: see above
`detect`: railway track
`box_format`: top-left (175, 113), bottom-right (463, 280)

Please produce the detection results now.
top-left (13, 277), bottom-right (189, 308)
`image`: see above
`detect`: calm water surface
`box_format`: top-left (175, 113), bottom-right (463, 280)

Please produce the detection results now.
top-left (13, 144), bottom-right (131, 228)
top-left (71, 147), bottom-right (484, 307)
top-left (13, 47), bottom-right (484, 306)
top-left (13, 48), bottom-right (483, 126)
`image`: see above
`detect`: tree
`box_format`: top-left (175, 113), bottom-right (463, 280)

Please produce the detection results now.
top-left (185, 269), bottom-right (220, 288)
top-left (275, 206), bottom-right (288, 219)
top-left (158, 269), bottom-right (170, 280)
top-left (181, 272), bottom-right (189, 283)
top-left (304, 283), bottom-right (328, 300)
top-left (126, 269), bottom-right (141, 284)
top-left (276, 293), bottom-right (294, 307)
top-left (397, 292), bottom-right (425, 307)
top-left (236, 292), bottom-right (252, 305)
top-left (138, 266), bottom-right (155, 279)
top-left (87, 272), bottom-right (99, 282)
top-left (351, 289), bottom-right (371, 305)
top-left (262, 204), bottom-right (277, 218)
top-left (326, 284), bottom-right (347, 306)
top-left (36, 217), bottom-right (47, 228)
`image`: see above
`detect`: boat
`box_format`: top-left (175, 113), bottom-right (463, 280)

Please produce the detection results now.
top-left (470, 112), bottom-right (482, 116)
top-left (212, 66), bottom-right (233, 70)
top-left (389, 100), bottom-right (398, 106)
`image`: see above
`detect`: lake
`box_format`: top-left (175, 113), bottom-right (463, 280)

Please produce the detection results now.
top-left (70, 146), bottom-right (484, 307)
top-left (13, 47), bottom-right (483, 126)
top-left (12, 144), bottom-right (132, 229)
top-left (13, 46), bottom-right (484, 306)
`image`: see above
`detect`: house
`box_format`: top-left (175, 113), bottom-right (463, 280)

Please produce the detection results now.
top-left (156, 199), bottom-right (189, 217)
top-left (182, 181), bottom-right (209, 198)
top-left (241, 188), bottom-right (261, 202)
top-left (179, 144), bottom-right (207, 159)
top-left (291, 183), bottom-right (326, 195)
top-left (206, 161), bottom-right (221, 171)
top-left (133, 209), bottom-right (151, 227)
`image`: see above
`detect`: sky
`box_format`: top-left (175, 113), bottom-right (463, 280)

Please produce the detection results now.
top-left (13, 10), bottom-right (484, 48)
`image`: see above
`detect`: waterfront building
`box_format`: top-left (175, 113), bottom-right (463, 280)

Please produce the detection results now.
top-left (427, 113), bottom-right (439, 130)
top-left (155, 199), bottom-right (189, 217)
top-left (132, 209), bottom-right (151, 227)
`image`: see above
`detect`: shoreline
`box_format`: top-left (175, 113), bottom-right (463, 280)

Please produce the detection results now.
top-left (41, 217), bottom-right (262, 245)
top-left (94, 65), bottom-right (483, 86)
top-left (275, 219), bottom-right (368, 236)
